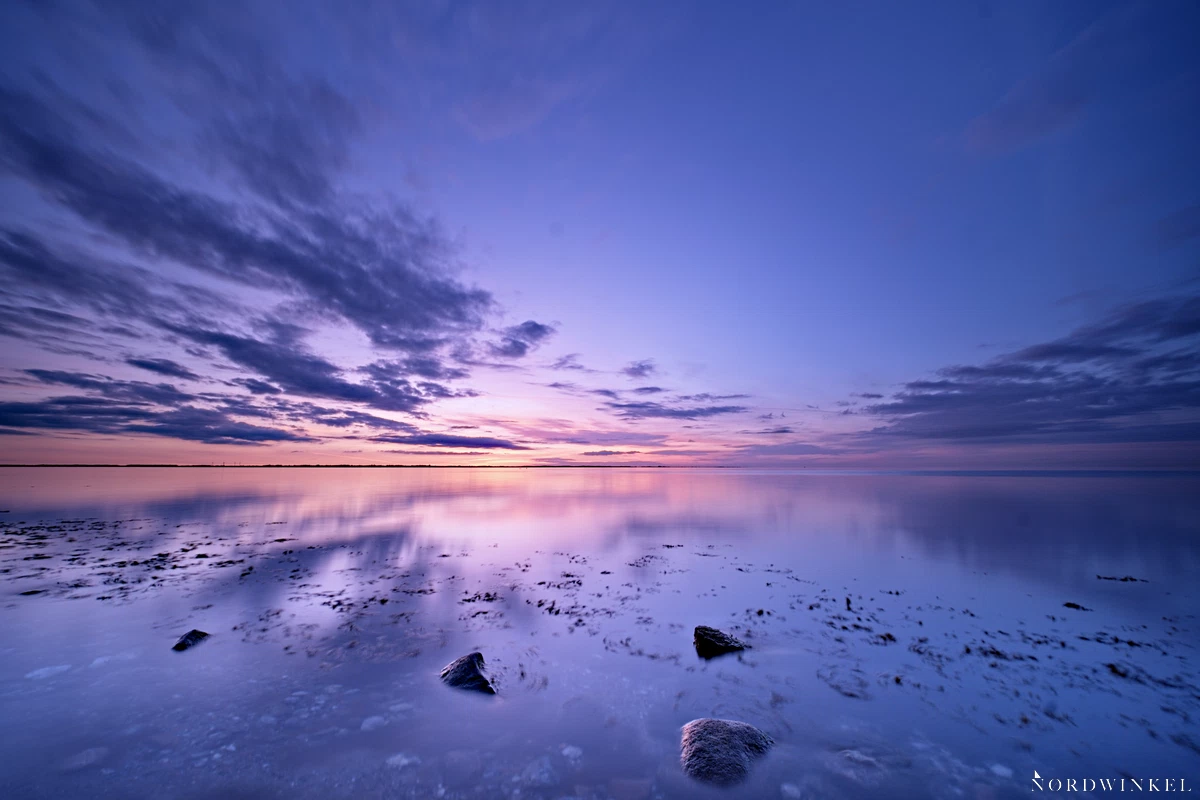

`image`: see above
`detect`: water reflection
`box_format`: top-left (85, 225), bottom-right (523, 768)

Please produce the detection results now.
top-left (1, 468), bottom-right (1197, 799)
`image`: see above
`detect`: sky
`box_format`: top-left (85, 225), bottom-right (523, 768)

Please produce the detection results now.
top-left (0, 0), bottom-right (1197, 468)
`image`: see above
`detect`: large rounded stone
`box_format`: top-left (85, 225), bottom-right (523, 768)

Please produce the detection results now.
top-left (680, 718), bottom-right (772, 786)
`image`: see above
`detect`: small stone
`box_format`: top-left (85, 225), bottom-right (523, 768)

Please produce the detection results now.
top-left (693, 626), bottom-right (747, 659)
top-left (680, 718), bottom-right (772, 786)
top-left (172, 630), bottom-right (209, 652)
top-left (360, 715), bottom-right (387, 732)
top-left (61, 747), bottom-right (108, 771)
top-left (439, 652), bottom-right (496, 694)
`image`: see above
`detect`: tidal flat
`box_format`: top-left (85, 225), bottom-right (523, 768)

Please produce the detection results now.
top-left (0, 467), bottom-right (1196, 799)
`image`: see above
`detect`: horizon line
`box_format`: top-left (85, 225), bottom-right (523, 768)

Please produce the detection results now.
top-left (0, 464), bottom-right (1197, 476)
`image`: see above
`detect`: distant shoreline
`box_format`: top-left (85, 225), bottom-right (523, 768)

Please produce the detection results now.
top-left (0, 465), bottom-right (1196, 476)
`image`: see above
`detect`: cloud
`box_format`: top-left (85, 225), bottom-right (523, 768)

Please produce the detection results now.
top-left (962, 4), bottom-right (1162, 155)
top-left (622, 359), bottom-right (657, 379)
top-left (488, 320), bottom-right (556, 359)
top-left (674, 392), bottom-right (751, 402)
top-left (856, 293), bottom-right (1200, 447)
top-left (581, 449), bottom-right (640, 456)
top-left (363, 357), bottom-right (469, 382)
top-left (167, 325), bottom-right (463, 413)
top-left (126, 357), bottom-right (200, 381)
top-left (604, 401), bottom-right (748, 420)
top-left (26, 369), bottom-right (194, 407)
top-left (631, 386), bottom-right (666, 395)
top-left (232, 378), bottom-right (282, 395)
top-left (0, 85), bottom-right (494, 354)
top-left (123, 407), bottom-right (318, 445)
top-left (731, 441), bottom-right (834, 458)
top-left (370, 433), bottom-right (530, 450)
top-left (0, 2), bottom-right (690, 459)
top-left (385, 450), bottom-right (491, 456)
top-left (438, 2), bottom-right (651, 141)
top-left (550, 353), bottom-right (592, 371)
top-left (0, 396), bottom-right (312, 445)
top-left (740, 426), bottom-right (794, 435)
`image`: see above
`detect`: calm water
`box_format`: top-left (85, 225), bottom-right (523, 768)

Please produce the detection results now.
top-left (0, 467), bottom-right (1197, 799)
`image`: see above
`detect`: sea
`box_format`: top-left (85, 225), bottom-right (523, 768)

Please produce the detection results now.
top-left (0, 467), bottom-right (1196, 799)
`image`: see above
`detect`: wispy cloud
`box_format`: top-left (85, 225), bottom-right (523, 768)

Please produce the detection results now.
top-left (488, 320), bottom-right (556, 359)
top-left (856, 293), bottom-right (1200, 446)
top-left (604, 401), bottom-right (748, 420)
top-left (622, 359), bottom-right (657, 379)
top-left (370, 433), bottom-right (530, 450)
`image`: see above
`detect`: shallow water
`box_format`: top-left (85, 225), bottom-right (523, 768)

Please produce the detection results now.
top-left (0, 467), bottom-right (1197, 799)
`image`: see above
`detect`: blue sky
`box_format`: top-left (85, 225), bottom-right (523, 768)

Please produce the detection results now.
top-left (0, 0), bottom-right (1197, 467)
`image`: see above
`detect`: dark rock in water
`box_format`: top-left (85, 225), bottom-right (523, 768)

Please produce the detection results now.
top-left (693, 625), bottom-right (746, 659)
top-left (172, 629), bottom-right (209, 651)
top-left (439, 651), bottom-right (496, 694)
top-left (680, 718), bottom-right (772, 786)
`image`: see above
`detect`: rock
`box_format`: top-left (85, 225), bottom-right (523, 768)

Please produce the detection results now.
top-left (172, 629), bottom-right (209, 651)
top-left (439, 652), bottom-right (495, 694)
top-left (360, 715), bottom-right (387, 732)
top-left (693, 626), bottom-right (747, 659)
top-left (61, 747), bottom-right (108, 771)
top-left (25, 664), bottom-right (71, 680)
top-left (680, 718), bottom-right (773, 786)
